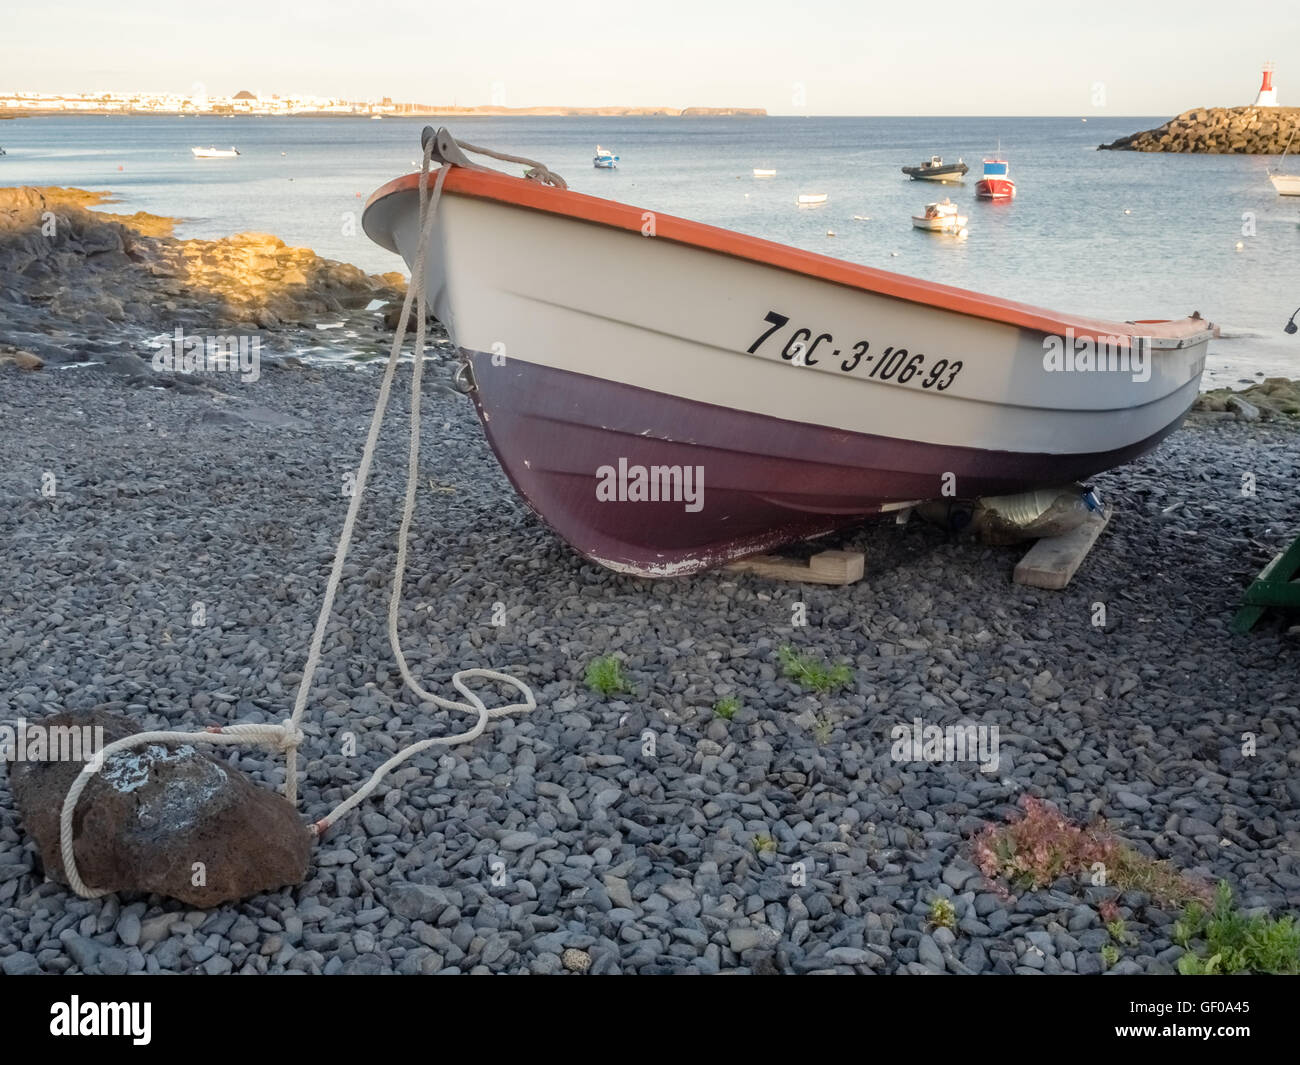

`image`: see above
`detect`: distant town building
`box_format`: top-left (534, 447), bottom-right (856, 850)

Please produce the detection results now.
top-left (1253, 63), bottom-right (1278, 107)
top-left (0, 87), bottom-right (404, 116)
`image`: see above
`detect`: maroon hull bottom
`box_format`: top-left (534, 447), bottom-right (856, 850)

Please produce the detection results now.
top-left (465, 352), bottom-right (1185, 576)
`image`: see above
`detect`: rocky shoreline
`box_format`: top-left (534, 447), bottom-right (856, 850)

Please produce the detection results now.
top-left (1099, 106), bottom-right (1300, 153)
top-left (1, 360), bottom-right (1297, 975)
top-left (0, 185), bottom-right (1298, 976)
top-left (0, 186), bottom-right (411, 372)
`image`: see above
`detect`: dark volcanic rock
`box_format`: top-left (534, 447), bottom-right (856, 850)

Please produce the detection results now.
top-left (9, 709), bottom-right (311, 906)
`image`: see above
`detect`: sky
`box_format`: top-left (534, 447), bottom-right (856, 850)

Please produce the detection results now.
top-left (4, 0), bottom-right (1298, 115)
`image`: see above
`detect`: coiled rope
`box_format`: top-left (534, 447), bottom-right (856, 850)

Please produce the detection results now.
top-left (59, 135), bottom-right (541, 898)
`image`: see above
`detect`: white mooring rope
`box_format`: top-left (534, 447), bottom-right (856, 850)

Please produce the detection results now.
top-left (58, 136), bottom-right (538, 898)
top-left (450, 137), bottom-right (568, 189)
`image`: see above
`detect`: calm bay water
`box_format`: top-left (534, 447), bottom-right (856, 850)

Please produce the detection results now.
top-left (3, 114), bottom-right (1298, 385)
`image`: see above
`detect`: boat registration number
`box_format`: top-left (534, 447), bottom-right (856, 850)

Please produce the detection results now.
top-left (746, 310), bottom-right (963, 391)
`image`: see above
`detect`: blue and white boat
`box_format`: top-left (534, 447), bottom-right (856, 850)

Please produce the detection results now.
top-left (593, 145), bottom-right (619, 169)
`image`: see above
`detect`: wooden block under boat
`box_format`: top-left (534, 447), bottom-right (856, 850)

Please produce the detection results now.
top-left (724, 549), bottom-right (865, 585)
top-left (1013, 504), bottom-right (1113, 590)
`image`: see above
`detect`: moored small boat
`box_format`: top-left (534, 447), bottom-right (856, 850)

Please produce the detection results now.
top-left (593, 145), bottom-right (619, 169)
top-left (753, 168), bottom-right (777, 177)
top-left (902, 156), bottom-right (968, 182)
top-left (363, 128), bottom-right (1212, 577)
top-left (797, 192), bottom-right (828, 207)
top-left (1269, 128), bottom-right (1300, 195)
top-left (1272, 173), bottom-right (1300, 195)
top-left (975, 158), bottom-right (1015, 199)
top-left (911, 199), bottom-right (968, 233)
top-left (192, 146), bottom-right (240, 158)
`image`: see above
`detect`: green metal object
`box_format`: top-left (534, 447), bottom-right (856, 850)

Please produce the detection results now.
top-left (1231, 532), bottom-right (1300, 634)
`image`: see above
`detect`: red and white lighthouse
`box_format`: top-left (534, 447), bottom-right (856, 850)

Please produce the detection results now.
top-left (1254, 62), bottom-right (1278, 107)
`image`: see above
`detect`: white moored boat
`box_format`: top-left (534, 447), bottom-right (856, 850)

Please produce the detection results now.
top-left (753, 168), bottom-right (777, 177)
top-left (1270, 128), bottom-right (1300, 195)
top-left (192, 146), bottom-right (240, 158)
top-left (797, 192), bottom-right (828, 207)
top-left (912, 199), bottom-right (968, 233)
top-left (362, 128), bottom-right (1213, 577)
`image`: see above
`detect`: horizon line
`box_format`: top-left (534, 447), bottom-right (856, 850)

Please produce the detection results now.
top-left (2, 111), bottom-right (1188, 119)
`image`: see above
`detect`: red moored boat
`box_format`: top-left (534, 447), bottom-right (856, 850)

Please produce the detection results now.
top-left (975, 158), bottom-right (1015, 200)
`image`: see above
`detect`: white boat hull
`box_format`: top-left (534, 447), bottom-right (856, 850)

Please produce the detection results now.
top-left (1271, 173), bottom-right (1300, 196)
top-left (912, 214), bottom-right (968, 231)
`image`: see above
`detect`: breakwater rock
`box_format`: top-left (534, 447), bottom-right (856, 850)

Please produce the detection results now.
top-left (1099, 106), bottom-right (1300, 153)
top-left (0, 186), bottom-right (408, 367)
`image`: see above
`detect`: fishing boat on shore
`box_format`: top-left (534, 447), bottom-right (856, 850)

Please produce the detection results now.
top-left (902, 156), bottom-right (968, 182)
top-left (192, 146), bottom-right (240, 159)
top-left (363, 128), bottom-right (1213, 577)
top-left (975, 158), bottom-right (1015, 199)
top-left (911, 199), bottom-right (968, 233)
top-left (594, 146), bottom-right (619, 169)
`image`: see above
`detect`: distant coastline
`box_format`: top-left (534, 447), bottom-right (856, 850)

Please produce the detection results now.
top-left (0, 105), bottom-right (766, 119)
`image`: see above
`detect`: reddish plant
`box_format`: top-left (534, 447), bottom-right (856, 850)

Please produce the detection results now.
top-left (972, 795), bottom-right (1209, 908)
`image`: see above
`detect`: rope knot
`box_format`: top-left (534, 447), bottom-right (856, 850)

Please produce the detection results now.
top-left (523, 166), bottom-right (565, 188)
top-left (276, 723), bottom-right (305, 753)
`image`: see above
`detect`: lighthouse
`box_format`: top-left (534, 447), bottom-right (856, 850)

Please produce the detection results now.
top-left (1253, 62), bottom-right (1278, 107)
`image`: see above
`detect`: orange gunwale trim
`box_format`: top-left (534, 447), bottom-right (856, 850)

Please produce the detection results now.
top-left (364, 167), bottom-right (1209, 346)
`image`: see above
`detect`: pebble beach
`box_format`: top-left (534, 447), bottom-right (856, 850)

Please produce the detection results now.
top-left (2, 328), bottom-right (1298, 973)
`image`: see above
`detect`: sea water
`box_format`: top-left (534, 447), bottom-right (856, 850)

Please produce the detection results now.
top-left (4, 114), bottom-right (1297, 384)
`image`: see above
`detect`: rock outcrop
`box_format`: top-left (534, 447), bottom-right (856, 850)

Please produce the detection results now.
top-left (8, 709), bottom-right (312, 906)
top-left (1193, 378), bottom-right (1300, 419)
top-left (0, 185), bottom-right (407, 366)
top-left (1099, 107), bottom-right (1300, 153)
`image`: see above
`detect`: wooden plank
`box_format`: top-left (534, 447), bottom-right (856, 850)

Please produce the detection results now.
top-left (1243, 580), bottom-right (1300, 608)
top-left (1232, 533), bottom-right (1300, 633)
top-left (1013, 504), bottom-right (1112, 590)
top-left (1231, 602), bottom-right (1267, 635)
top-left (724, 548), bottom-right (865, 585)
